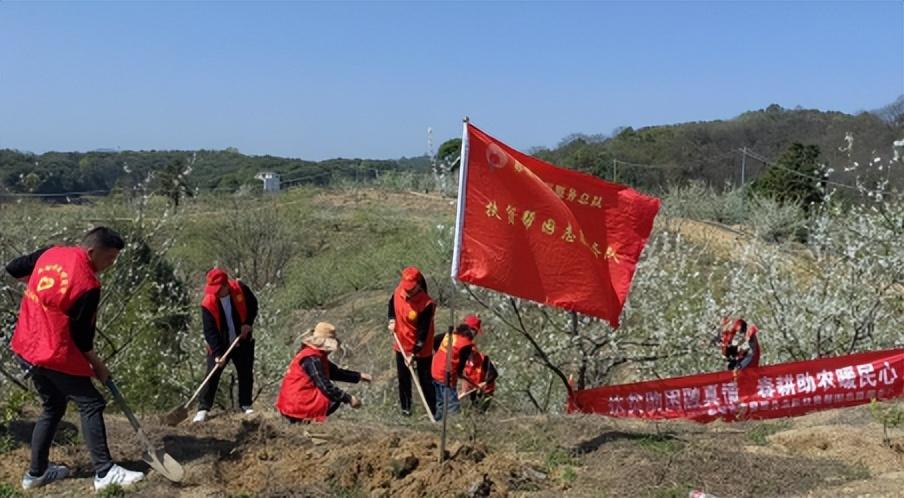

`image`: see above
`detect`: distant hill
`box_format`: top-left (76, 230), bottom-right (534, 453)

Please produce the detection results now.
top-left (0, 148), bottom-right (432, 197)
top-left (2, 99), bottom-right (902, 198)
top-left (532, 101), bottom-right (904, 192)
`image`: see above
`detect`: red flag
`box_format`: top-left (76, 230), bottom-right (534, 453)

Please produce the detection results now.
top-left (451, 123), bottom-right (660, 327)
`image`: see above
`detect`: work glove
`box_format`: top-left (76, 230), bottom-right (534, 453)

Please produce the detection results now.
top-left (412, 341), bottom-right (424, 356)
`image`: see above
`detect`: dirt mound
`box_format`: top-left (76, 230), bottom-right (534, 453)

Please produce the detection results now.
top-left (3, 405), bottom-right (904, 497)
top-left (212, 417), bottom-right (537, 498)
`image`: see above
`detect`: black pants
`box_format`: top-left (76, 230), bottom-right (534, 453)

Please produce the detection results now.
top-left (198, 339), bottom-right (255, 411)
top-left (395, 352), bottom-right (436, 416)
top-left (283, 401), bottom-right (341, 424)
top-left (29, 366), bottom-right (113, 476)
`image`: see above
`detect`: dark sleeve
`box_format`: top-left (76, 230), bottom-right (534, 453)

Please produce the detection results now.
top-left (413, 303), bottom-right (435, 350)
top-left (484, 358), bottom-right (498, 384)
top-left (5, 246), bottom-right (50, 279)
top-left (456, 345), bottom-right (473, 377)
top-left (202, 307), bottom-right (226, 357)
top-left (433, 331), bottom-right (446, 352)
top-left (739, 337), bottom-right (759, 369)
top-left (240, 283), bottom-right (258, 325)
top-left (328, 361), bottom-right (362, 384)
top-left (301, 356), bottom-right (351, 403)
top-left (418, 275), bottom-right (428, 294)
top-left (67, 289), bottom-right (100, 353)
top-left (387, 295), bottom-right (395, 320)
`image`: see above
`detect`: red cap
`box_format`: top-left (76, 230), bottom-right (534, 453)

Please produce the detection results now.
top-left (400, 266), bottom-right (422, 291)
top-left (463, 314), bottom-right (482, 334)
top-left (204, 268), bottom-right (228, 294)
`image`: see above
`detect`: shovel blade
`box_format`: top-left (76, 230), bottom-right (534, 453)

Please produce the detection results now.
top-left (143, 448), bottom-right (184, 482)
top-left (162, 405), bottom-right (189, 427)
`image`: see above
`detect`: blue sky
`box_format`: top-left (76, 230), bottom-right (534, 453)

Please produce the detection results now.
top-left (1, 1), bottom-right (901, 160)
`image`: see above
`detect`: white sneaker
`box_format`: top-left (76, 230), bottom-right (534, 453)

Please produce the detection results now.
top-left (241, 406), bottom-right (254, 415)
top-left (192, 410), bottom-right (208, 423)
top-left (94, 464), bottom-right (144, 492)
top-left (22, 464), bottom-right (68, 490)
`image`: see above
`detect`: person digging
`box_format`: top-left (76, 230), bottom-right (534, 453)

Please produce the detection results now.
top-left (193, 267), bottom-right (259, 423)
top-left (387, 266), bottom-right (437, 418)
top-left (6, 227), bottom-right (145, 492)
top-left (275, 322), bottom-right (371, 423)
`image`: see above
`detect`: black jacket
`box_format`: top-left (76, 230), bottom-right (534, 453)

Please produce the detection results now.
top-left (202, 282), bottom-right (258, 357)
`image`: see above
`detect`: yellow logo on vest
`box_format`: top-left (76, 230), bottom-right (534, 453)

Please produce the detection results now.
top-left (35, 265), bottom-right (70, 296)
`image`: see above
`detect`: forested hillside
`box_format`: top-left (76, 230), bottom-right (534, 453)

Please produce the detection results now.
top-left (2, 99), bottom-right (902, 200)
top-left (533, 100), bottom-right (904, 191)
top-left (0, 148), bottom-right (431, 197)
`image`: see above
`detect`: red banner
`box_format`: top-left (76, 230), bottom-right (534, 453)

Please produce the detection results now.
top-left (568, 349), bottom-right (904, 423)
top-left (451, 123), bottom-right (660, 327)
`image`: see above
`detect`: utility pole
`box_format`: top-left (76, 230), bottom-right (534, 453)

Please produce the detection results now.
top-left (740, 147), bottom-right (747, 186)
top-left (612, 159), bottom-right (618, 183)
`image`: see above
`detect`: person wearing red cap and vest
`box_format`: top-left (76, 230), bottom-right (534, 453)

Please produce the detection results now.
top-left (275, 322), bottom-right (372, 423)
top-left (193, 268), bottom-right (258, 423)
top-left (462, 348), bottom-right (498, 412)
top-left (431, 323), bottom-right (474, 420)
top-left (387, 266), bottom-right (436, 417)
top-left (719, 318), bottom-right (761, 371)
top-left (6, 227), bottom-right (144, 492)
top-left (458, 314), bottom-right (499, 413)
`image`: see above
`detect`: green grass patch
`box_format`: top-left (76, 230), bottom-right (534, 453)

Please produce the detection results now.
top-left (97, 484), bottom-right (126, 498)
top-left (637, 435), bottom-right (684, 455)
top-left (746, 420), bottom-right (790, 445)
top-left (0, 482), bottom-right (24, 498)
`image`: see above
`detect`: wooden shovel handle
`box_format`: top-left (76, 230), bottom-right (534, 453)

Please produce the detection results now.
top-left (392, 332), bottom-right (437, 423)
top-left (184, 336), bottom-right (243, 407)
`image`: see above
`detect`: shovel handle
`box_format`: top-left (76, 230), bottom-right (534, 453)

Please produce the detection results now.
top-left (105, 379), bottom-right (153, 447)
top-left (392, 332), bottom-right (437, 423)
top-left (184, 336), bottom-right (243, 408)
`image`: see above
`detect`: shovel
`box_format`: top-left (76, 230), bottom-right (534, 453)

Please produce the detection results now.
top-left (105, 379), bottom-right (185, 482)
top-left (392, 332), bottom-right (437, 423)
top-left (163, 336), bottom-right (241, 426)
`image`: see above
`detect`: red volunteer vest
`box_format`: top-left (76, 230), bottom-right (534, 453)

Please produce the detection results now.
top-left (275, 346), bottom-right (332, 422)
top-left (431, 333), bottom-right (473, 385)
top-left (201, 280), bottom-right (248, 334)
top-left (11, 246), bottom-right (99, 377)
top-left (392, 285), bottom-right (435, 358)
top-left (463, 349), bottom-right (496, 394)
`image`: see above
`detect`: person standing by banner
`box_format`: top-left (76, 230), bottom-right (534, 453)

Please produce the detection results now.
top-left (193, 267), bottom-right (258, 423)
top-left (387, 266), bottom-right (436, 417)
top-left (720, 318), bottom-right (761, 371)
top-left (6, 227), bottom-right (145, 492)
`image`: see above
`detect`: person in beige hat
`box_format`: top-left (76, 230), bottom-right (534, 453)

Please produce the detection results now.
top-left (275, 322), bottom-right (371, 423)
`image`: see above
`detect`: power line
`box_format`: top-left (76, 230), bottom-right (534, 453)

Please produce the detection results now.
top-left (737, 148), bottom-right (901, 199)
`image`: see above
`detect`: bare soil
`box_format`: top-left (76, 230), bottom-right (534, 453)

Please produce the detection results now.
top-left (2, 404), bottom-right (903, 498)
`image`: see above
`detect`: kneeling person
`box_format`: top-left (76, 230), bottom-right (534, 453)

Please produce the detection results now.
top-left (275, 322), bottom-right (371, 422)
top-left (431, 322), bottom-right (474, 420)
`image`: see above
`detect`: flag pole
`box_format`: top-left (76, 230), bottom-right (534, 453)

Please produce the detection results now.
top-left (450, 117), bottom-right (470, 280)
top-left (442, 117), bottom-right (469, 465)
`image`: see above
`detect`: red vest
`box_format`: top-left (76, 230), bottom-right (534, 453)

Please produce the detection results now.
top-left (463, 349), bottom-right (496, 394)
top-left (11, 246), bottom-right (100, 377)
top-left (392, 285), bottom-right (435, 358)
top-left (201, 280), bottom-right (248, 334)
top-left (431, 333), bottom-right (473, 385)
top-left (275, 347), bottom-right (332, 422)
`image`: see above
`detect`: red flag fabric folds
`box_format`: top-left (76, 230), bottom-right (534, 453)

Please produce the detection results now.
top-left (452, 123), bottom-right (660, 327)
